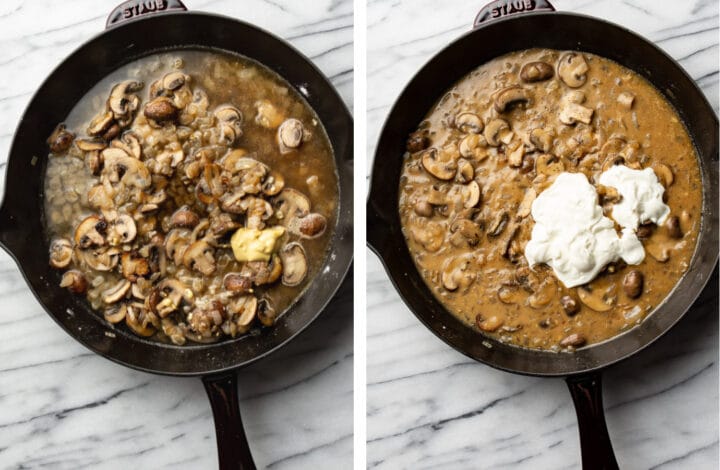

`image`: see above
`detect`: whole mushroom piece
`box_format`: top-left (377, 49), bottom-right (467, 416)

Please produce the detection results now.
top-left (277, 118), bottom-right (306, 154)
top-left (557, 52), bottom-right (589, 88)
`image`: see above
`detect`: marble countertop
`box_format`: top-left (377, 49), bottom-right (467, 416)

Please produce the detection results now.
top-left (0, 1), bottom-right (352, 469)
top-left (367, 0), bottom-right (718, 468)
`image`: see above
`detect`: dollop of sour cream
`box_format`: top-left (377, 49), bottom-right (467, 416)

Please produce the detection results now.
top-left (525, 167), bottom-right (669, 288)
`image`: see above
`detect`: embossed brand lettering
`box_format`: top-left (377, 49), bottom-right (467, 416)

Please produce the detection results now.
top-left (491, 0), bottom-right (536, 17)
top-left (123, 0), bottom-right (168, 19)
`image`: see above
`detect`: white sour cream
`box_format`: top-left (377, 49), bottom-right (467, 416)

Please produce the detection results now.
top-left (525, 172), bottom-right (646, 288)
top-left (598, 165), bottom-right (670, 229)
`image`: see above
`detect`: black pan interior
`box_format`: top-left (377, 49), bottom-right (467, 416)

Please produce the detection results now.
top-left (0, 12), bottom-right (353, 376)
top-left (368, 12), bottom-right (718, 376)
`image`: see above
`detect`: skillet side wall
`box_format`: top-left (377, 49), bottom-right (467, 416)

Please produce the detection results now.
top-left (0, 12), bottom-right (353, 375)
top-left (368, 12), bottom-right (718, 376)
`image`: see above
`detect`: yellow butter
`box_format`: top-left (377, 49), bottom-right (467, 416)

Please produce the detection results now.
top-left (230, 226), bottom-right (285, 262)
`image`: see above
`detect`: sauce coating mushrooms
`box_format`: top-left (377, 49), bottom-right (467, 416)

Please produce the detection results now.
top-left (399, 48), bottom-right (702, 351)
top-left (44, 51), bottom-right (337, 345)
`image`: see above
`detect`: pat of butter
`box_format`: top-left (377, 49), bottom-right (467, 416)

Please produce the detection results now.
top-left (230, 226), bottom-right (285, 262)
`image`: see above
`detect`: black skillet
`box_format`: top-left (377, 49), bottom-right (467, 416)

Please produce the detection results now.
top-left (0, 1), bottom-right (353, 469)
top-left (367, 1), bottom-right (718, 467)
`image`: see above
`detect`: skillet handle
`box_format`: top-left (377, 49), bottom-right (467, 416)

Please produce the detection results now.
top-left (106, 0), bottom-right (187, 29)
top-left (566, 373), bottom-right (620, 470)
top-left (202, 373), bottom-right (257, 470)
top-left (473, 0), bottom-right (555, 27)
top-left (366, 200), bottom-right (389, 255)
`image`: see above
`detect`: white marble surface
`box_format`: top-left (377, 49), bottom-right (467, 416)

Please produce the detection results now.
top-left (367, 0), bottom-right (718, 468)
top-left (0, 1), bottom-right (352, 469)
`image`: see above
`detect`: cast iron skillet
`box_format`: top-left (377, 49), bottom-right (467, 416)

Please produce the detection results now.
top-left (367, 1), bottom-right (718, 468)
top-left (0, 1), bottom-right (353, 469)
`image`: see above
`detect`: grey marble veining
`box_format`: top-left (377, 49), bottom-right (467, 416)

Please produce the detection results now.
top-left (367, 0), bottom-right (718, 468)
top-left (0, 1), bottom-right (352, 469)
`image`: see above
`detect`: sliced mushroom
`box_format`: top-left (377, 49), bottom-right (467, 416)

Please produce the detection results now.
top-left (182, 240), bottom-right (216, 275)
top-left (459, 134), bottom-right (489, 161)
top-left (528, 277), bottom-right (557, 309)
top-left (170, 206), bottom-right (200, 229)
top-left (483, 119), bottom-right (510, 147)
top-left (104, 303), bottom-right (127, 324)
top-left (277, 118), bottom-right (305, 154)
top-left (456, 158), bottom-right (474, 183)
top-left (421, 148), bottom-right (457, 180)
top-left (242, 254), bottom-right (283, 286)
top-left (653, 163), bottom-right (674, 188)
top-left (561, 295), bottom-right (580, 316)
top-left (87, 110), bottom-right (115, 137)
top-left (76, 139), bottom-right (107, 152)
top-left (577, 284), bottom-right (615, 312)
top-left (228, 296), bottom-right (258, 334)
top-left (529, 128), bottom-right (554, 153)
top-left (49, 238), bottom-right (73, 269)
top-left (257, 299), bottom-right (277, 327)
top-left (493, 86), bottom-right (531, 113)
top-left (560, 333), bottom-right (586, 348)
top-left (108, 80), bottom-right (143, 119)
top-left (463, 181), bottom-right (481, 209)
top-left (455, 113), bottom-right (483, 134)
top-left (560, 101), bottom-right (594, 125)
top-left (59, 270), bottom-right (87, 294)
top-left (76, 247), bottom-right (120, 272)
top-left (74, 215), bottom-right (107, 248)
top-left (47, 124), bottom-right (75, 154)
top-left (450, 218), bottom-right (481, 246)
top-left (102, 279), bottom-right (131, 304)
top-left (557, 52), bottom-right (589, 88)
top-left (665, 215), bottom-right (682, 239)
top-left (223, 273), bottom-right (253, 293)
top-left (153, 279), bottom-right (194, 318)
top-left (441, 254), bottom-right (476, 291)
top-left (279, 242), bottom-right (307, 286)
top-left (487, 211), bottom-right (509, 238)
top-left (507, 141), bottom-right (525, 167)
top-left (162, 71), bottom-right (187, 91)
top-left (406, 130), bottom-right (430, 153)
top-left (262, 172), bottom-right (285, 196)
top-left (517, 188), bottom-right (536, 218)
top-left (273, 188), bottom-right (311, 224)
top-left (215, 105), bottom-right (244, 145)
top-left (520, 61), bottom-right (554, 82)
top-left (411, 222), bottom-right (444, 252)
top-left (165, 228), bottom-right (192, 266)
top-left (617, 91), bottom-right (635, 109)
top-left (254, 100), bottom-right (285, 129)
top-left (535, 153), bottom-right (565, 178)
top-left (107, 214), bottom-right (137, 246)
top-left (476, 314), bottom-right (504, 332)
top-left (125, 304), bottom-right (156, 337)
top-left (144, 97), bottom-right (178, 122)
top-left (121, 252), bottom-right (150, 282)
top-left (102, 147), bottom-right (151, 188)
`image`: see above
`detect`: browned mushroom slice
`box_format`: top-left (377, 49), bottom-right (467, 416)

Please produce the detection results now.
top-left (652, 163), bottom-right (674, 188)
top-left (493, 86), bottom-right (531, 113)
top-left (111, 131), bottom-right (142, 159)
top-left (441, 254), bottom-right (476, 291)
top-left (210, 213), bottom-right (239, 236)
top-left (74, 215), bottom-right (107, 248)
top-left (170, 206), bottom-right (200, 229)
top-left (455, 158), bottom-right (474, 183)
top-left (125, 304), bottom-right (156, 337)
top-left (228, 296), bottom-right (258, 334)
top-left (153, 279), bottom-right (193, 318)
top-left (76, 247), bottom-right (120, 272)
top-left (182, 240), bottom-right (216, 275)
top-left (559, 101), bottom-right (594, 125)
top-left (223, 273), bottom-right (253, 293)
top-left (102, 148), bottom-right (152, 188)
top-left (85, 151), bottom-right (104, 176)
top-left (277, 118), bottom-right (305, 154)
top-left (517, 188), bottom-right (536, 218)
top-left (262, 171), bottom-right (285, 196)
top-left (165, 228), bottom-right (192, 266)
top-left (455, 113), bottom-right (483, 134)
top-left (529, 128), bottom-right (554, 153)
top-left (483, 119), bottom-right (510, 147)
top-left (449, 218), bottom-right (481, 247)
top-left (535, 153), bottom-right (565, 178)
top-left (59, 270), bottom-right (87, 294)
top-left (290, 213), bottom-right (327, 239)
top-left (108, 80), bottom-right (144, 119)
top-left (88, 110), bottom-right (115, 137)
top-left (487, 211), bottom-right (509, 238)
top-left (49, 238), bottom-right (73, 269)
top-left (104, 303), bottom-right (128, 324)
top-left (107, 214), bottom-right (137, 246)
top-left (241, 254), bottom-right (283, 286)
top-left (273, 188), bottom-right (311, 224)
top-left (557, 52), bottom-right (589, 88)
top-left (421, 148), bottom-right (457, 180)
top-left (162, 71), bottom-right (187, 91)
top-left (279, 242), bottom-right (307, 286)
top-left (577, 284), bottom-right (615, 312)
top-left (240, 197), bottom-right (274, 230)
top-left (520, 61), bottom-right (554, 82)
top-left (102, 279), bottom-right (131, 304)
top-left (47, 123), bottom-right (75, 154)
top-left (121, 252), bottom-right (150, 282)
top-left (215, 105), bottom-right (243, 144)
top-left (463, 181), bottom-right (481, 209)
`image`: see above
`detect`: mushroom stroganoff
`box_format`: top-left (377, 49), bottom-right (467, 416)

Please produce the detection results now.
top-left (399, 49), bottom-right (702, 351)
top-left (45, 50), bottom-right (338, 344)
